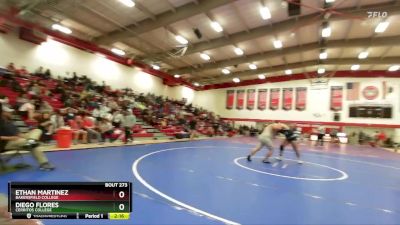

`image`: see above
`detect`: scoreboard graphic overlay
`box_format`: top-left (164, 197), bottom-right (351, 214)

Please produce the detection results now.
top-left (8, 182), bottom-right (132, 220)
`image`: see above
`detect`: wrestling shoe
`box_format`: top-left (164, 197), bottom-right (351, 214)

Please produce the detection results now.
top-left (39, 162), bottom-right (55, 171)
top-left (247, 155), bottom-right (252, 162)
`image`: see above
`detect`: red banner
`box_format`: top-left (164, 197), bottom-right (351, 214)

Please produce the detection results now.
top-left (236, 90), bottom-right (245, 110)
top-left (282, 88), bottom-right (293, 110)
top-left (330, 86), bottom-right (343, 111)
top-left (226, 90), bottom-right (234, 110)
top-left (247, 89), bottom-right (256, 110)
top-left (295, 87), bottom-right (307, 111)
top-left (257, 89), bottom-right (268, 110)
top-left (269, 88), bottom-right (280, 110)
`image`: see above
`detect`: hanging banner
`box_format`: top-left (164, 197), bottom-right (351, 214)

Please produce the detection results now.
top-left (226, 90), bottom-right (234, 110)
top-left (282, 88), bottom-right (293, 110)
top-left (269, 88), bottom-right (280, 110)
top-left (236, 90), bottom-right (245, 110)
top-left (257, 89), bottom-right (268, 110)
top-left (330, 86), bottom-right (343, 111)
top-left (295, 87), bottom-right (307, 111)
top-left (247, 89), bottom-right (256, 110)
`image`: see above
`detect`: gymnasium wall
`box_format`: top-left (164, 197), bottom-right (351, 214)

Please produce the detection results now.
top-left (0, 32), bottom-right (195, 102)
top-left (193, 78), bottom-right (400, 126)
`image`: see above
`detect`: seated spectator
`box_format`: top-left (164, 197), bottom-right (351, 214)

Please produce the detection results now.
top-left (97, 118), bottom-right (114, 142)
top-left (34, 66), bottom-right (44, 76)
top-left (44, 69), bottom-right (52, 79)
top-left (50, 111), bottom-right (65, 130)
top-left (17, 66), bottom-right (29, 78)
top-left (0, 96), bottom-right (11, 109)
top-left (68, 116), bottom-right (87, 144)
top-left (37, 112), bottom-right (54, 142)
top-left (0, 104), bottom-right (54, 171)
top-left (65, 108), bottom-right (77, 121)
top-left (18, 99), bottom-right (36, 121)
top-left (38, 101), bottom-right (53, 113)
top-left (6, 62), bottom-right (15, 72)
top-left (82, 113), bottom-right (102, 143)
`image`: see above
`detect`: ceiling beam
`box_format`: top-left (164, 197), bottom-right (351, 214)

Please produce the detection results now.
top-left (94, 0), bottom-right (234, 45)
top-left (166, 2), bottom-right (400, 57)
top-left (199, 57), bottom-right (400, 84)
top-left (170, 35), bottom-right (400, 74)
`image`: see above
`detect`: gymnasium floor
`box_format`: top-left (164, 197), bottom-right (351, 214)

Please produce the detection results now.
top-left (2, 137), bottom-right (400, 225)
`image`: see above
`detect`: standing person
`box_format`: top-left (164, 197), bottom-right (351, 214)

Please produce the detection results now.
top-left (277, 124), bottom-right (303, 164)
top-left (121, 110), bottom-right (136, 144)
top-left (0, 104), bottom-right (54, 171)
top-left (316, 125), bottom-right (325, 146)
top-left (189, 117), bottom-right (198, 140)
top-left (247, 122), bottom-right (287, 163)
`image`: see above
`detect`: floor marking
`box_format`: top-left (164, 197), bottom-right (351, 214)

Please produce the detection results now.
top-left (282, 164), bottom-right (288, 169)
top-left (302, 152), bottom-right (400, 171)
top-left (272, 162), bottom-right (279, 167)
top-left (234, 157), bottom-right (349, 181)
top-left (132, 146), bottom-right (240, 225)
top-left (303, 193), bottom-right (323, 199)
top-left (345, 202), bottom-right (357, 206)
top-left (377, 208), bottom-right (394, 213)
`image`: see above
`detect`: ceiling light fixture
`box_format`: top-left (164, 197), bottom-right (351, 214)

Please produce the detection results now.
top-left (249, 64), bottom-right (257, 70)
top-left (273, 40), bottom-right (283, 49)
top-left (285, 69), bottom-right (292, 75)
top-left (319, 50), bottom-right (328, 60)
top-left (222, 68), bottom-right (230, 74)
top-left (152, 65), bottom-right (160, 70)
top-left (234, 47), bottom-right (244, 56)
top-left (118, 0), bottom-right (135, 7)
top-left (51, 24), bottom-right (72, 34)
top-left (175, 35), bottom-right (188, 45)
top-left (210, 21), bottom-right (223, 32)
top-left (358, 51), bottom-right (369, 59)
top-left (388, 65), bottom-right (400, 71)
top-left (111, 48), bottom-right (125, 56)
top-left (259, 6), bottom-right (271, 20)
top-left (351, 64), bottom-right (360, 71)
top-left (321, 22), bottom-right (331, 38)
top-left (233, 77), bottom-right (240, 83)
top-left (317, 68), bottom-right (326, 74)
top-left (193, 82), bottom-right (200, 87)
top-left (174, 74), bottom-right (181, 78)
top-left (200, 53), bottom-right (210, 61)
top-left (375, 21), bottom-right (389, 33)
top-left (258, 74), bottom-right (266, 79)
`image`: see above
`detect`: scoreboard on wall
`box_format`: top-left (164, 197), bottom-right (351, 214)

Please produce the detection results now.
top-left (8, 182), bottom-right (132, 220)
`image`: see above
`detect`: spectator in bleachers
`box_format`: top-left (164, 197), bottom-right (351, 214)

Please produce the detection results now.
top-left (17, 66), bottom-right (29, 78)
top-left (82, 113), bottom-right (102, 143)
top-left (189, 117), bottom-right (198, 140)
top-left (50, 111), bottom-right (65, 130)
top-left (0, 96), bottom-right (11, 109)
top-left (6, 62), bottom-right (15, 72)
top-left (112, 109), bottom-right (124, 127)
top-left (68, 115), bottom-right (87, 145)
top-left (65, 108), bottom-right (77, 121)
top-left (37, 112), bottom-right (54, 142)
top-left (34, 66), bottom-right (44, 76)
top-left (18, 99), bottom-right (36, 121)
top-left (44, 69), bottom-right (52, 79)
top-left (0, 104), bottom-right (54, 171)
top-left (97, 118), bottom-right (114, 142)
top-left (121, 110), bottom-right (136, 144)
top-left (38, 101), bottom-right (53, 113)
